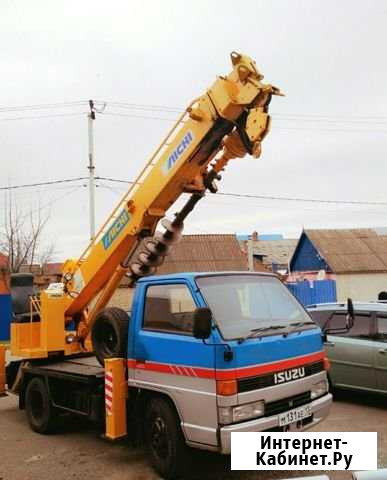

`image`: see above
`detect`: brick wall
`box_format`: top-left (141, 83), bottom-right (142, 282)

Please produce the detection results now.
top-left (108, 287), bottom-right (134, 311)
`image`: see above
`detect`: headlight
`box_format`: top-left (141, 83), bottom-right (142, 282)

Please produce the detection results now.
top-left (218, 400), bottom-right (265, 425)
top-left (311, 380), bottom-right (328, 400)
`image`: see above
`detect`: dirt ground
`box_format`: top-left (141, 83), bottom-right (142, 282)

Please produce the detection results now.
top-left (0, 390), bottom-right (386, 480)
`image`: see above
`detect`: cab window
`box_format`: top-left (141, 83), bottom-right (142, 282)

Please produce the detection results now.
top-left (143, 284), bottom-right (196, 334)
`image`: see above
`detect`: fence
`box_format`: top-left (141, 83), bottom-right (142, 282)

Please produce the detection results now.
top-left (0, 272), bottom-right (11, 341)
top-left (0, 294), bottom-right (11, 341)
top-left (287, 279), bottom-right (337, 306)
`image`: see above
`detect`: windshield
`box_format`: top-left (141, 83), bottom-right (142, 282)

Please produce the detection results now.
top-left (196, 274), bottom-right (313, 340)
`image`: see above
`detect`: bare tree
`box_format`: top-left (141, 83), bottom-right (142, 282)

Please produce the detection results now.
top-left (0, 193), bottom-right (55, 273)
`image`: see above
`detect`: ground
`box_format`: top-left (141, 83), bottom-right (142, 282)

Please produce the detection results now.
top-left (0, 390), bottom-right (386, 480)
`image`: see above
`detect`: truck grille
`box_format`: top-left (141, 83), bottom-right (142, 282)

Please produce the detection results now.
top-left (265, 392), bottom-right (311, 417)
top-left (237, 360), bottom-right (324, 393)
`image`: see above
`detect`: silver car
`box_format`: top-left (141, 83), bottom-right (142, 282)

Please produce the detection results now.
top-left (307, 302), bottom-right (387, 394)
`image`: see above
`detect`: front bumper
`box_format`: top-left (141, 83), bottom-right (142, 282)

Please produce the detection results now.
top-left (219, 392), bottom-right (332, 454)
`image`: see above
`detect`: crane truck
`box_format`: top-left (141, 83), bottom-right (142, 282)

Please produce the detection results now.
top-left (1, 52), bottom-right (332, 479)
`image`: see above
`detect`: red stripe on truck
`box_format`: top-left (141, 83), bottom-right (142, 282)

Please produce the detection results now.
top-left (127, 351), bottom-right (325, 380)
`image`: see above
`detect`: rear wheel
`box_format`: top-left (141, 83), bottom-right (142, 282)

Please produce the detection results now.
top-left (144, 397), bottom-right (188, 479)
top-left (25, 377), bottom-right (57, 434)
top-left (92, 307), bottom-right (129, 366)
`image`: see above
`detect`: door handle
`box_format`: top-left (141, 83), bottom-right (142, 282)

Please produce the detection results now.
top-left (378, 349), bottom-right (387, 355)
top-left (325, 341), bottom-right (335, 347)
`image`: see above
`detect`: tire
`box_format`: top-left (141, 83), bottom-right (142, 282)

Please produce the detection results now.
top-left (92, 307), bottom-right (129, 366)
top-left (25, 377), bottom-right (57, 434)
top-left (144, 397), bottom-right (188, 479)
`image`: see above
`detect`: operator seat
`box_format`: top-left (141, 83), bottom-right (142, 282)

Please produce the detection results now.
top-left (10, 273), bottom-right (40, 323)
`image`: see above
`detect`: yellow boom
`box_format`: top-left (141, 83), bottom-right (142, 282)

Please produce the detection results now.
top-left (11, 51), bottom-right (281, 359)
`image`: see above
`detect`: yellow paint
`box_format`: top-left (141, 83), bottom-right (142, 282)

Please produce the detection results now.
top-left (104, 358), bottom-right (127, 440)
top-left (10, 292), bottom-right (82, 358)
top-left (11, 323), bottom-right (42, 357)
top-left (39, 291), bottom-right (66, 352)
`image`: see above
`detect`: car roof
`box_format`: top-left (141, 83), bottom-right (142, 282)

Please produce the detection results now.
top-left (307, 301), bottom-right (387, 312)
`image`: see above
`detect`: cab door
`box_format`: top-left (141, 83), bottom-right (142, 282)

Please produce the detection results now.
top-left (325, 311), bottom-right (376, 391)
top-left (132, 280), bottom-right (218, 446)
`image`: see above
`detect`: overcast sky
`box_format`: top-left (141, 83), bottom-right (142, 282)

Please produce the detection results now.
top-left (1, 0), bottom-right (387, 261)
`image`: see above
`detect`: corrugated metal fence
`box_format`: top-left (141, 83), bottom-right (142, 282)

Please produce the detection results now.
top-left (287, 279), bottom-right (337, 306)
top-left (0, 295), bottom-right (11, 341)
top-left (0, 273), bottom-right (11, 341)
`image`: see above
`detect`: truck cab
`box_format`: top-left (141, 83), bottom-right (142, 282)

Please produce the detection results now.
top-left (127, 271), bottom-right (332, 454)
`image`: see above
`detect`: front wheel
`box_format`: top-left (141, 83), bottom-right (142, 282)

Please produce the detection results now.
top-left (144, 397), bottom-right (188, 479)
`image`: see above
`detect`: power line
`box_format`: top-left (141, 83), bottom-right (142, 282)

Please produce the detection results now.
top-left (96, 177), bottom-right (387, 206)
top-left (216, 191), bottom-right (387, 206)
top-left (1, 99), bottom-right (387, 134)
top-left (274, 125), bottom-right (387, 135)
top-left (100, 111), bottom-right (177, 122)
top-left (272, 112), bottom-right (387, 121)
top-left (101, 101), bottom-right (387, 125)
top-left (0, 100), bottom-right (88, 113)
top-left (101, 101), bottom-right (387, 122)
top-left (274, 115), bottom-right (387, 126)
top-left (101, 110), bottom-right (387, 133)
top-left (97, 176), bottom-right (136, 185)
top-left (1, 98), bottom-right (387, 122)
top-left (29, 185), bottom-right (84, 215)
top-left (0, 177), bottom-right (88, 191)
top-left (0, 176), bottom-right (134, 191)
top-left (101, 101), bottom-right (182, 114)
top-left (100, 108), bottom-right (387, 133)
top-left (3, 176), bottom-right (387, 207)
top-left (0, 112), bottom-right (86, 122)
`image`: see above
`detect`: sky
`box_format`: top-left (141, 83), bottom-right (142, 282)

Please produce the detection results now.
top-left (1, 0), bottom-right (387, 261)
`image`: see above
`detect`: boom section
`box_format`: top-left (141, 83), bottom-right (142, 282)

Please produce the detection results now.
top-left (63, 52), bottom-right (281, 318)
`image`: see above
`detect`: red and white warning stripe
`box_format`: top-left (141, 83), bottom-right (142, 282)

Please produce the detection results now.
top-left (105, 371), bottom-right (113, 415)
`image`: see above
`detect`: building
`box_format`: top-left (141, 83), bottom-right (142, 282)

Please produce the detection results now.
top-left (19, 263), bottom-right (63, 289)
top-left (240, 232), bottom-right (297, 273)
top-left (0, 253), bottom-right (8, 270)
top-left (289, 228), bottom-right (387, 302)
top-left (109, 234), bottom-right (248, 310)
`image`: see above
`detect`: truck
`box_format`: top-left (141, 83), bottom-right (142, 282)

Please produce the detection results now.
top-left (1, 52), bottom-right (332, 479)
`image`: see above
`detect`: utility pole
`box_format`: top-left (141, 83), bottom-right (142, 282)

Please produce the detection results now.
top-left (247, 231), bottom-right (257, 271)
top-left (247, 239), bottom-right (254, 271)
top-left (88, 100), bottom-right (96, 240)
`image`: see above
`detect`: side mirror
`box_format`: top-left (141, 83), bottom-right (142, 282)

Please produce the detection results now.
top-left (324, 298), bottom-right (355, 335)
top-left (346, 298), bottom-right (354, 330)
top-left (193, 307), bottom-right (212, 340)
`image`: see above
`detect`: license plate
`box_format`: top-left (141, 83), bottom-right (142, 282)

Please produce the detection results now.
top-left (278, 405), bottom-right (312, 427)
